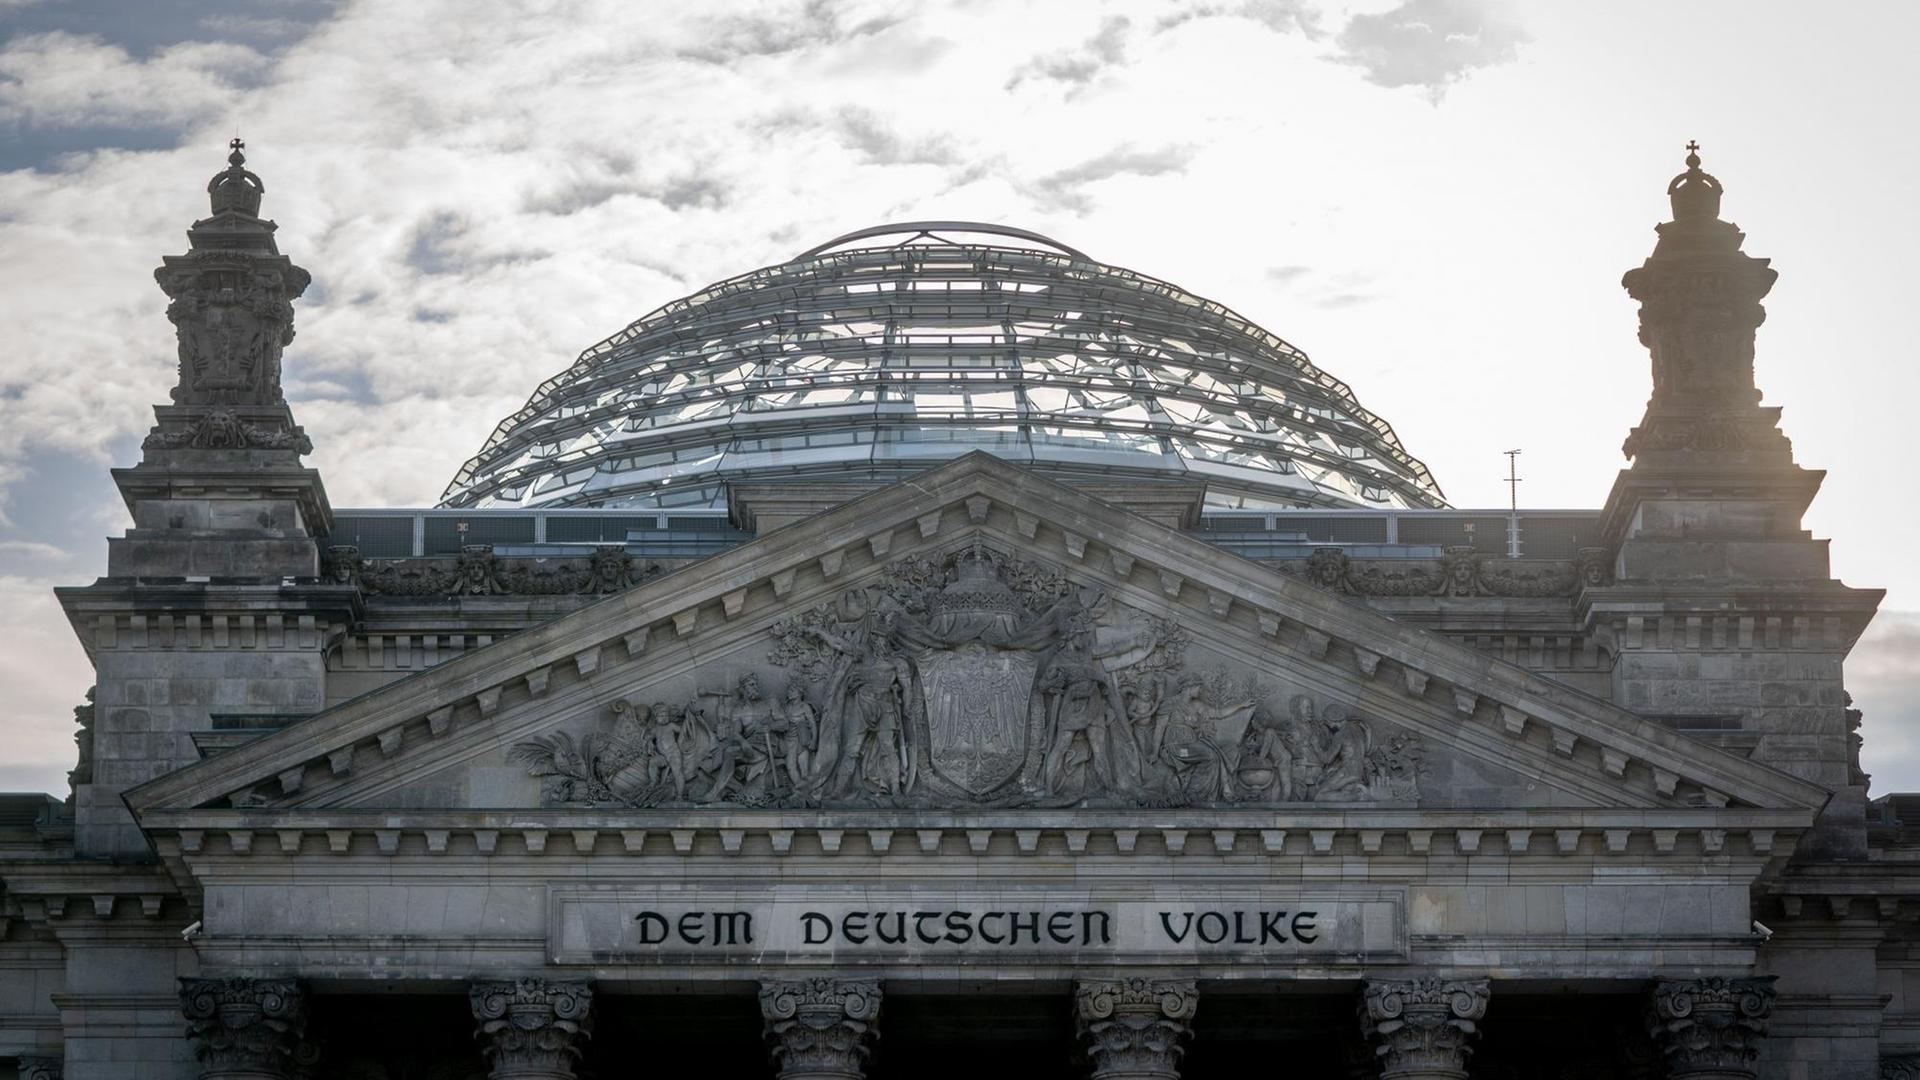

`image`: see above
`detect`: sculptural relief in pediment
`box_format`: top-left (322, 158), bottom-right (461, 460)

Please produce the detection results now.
top-left (510, 539), bottom-right (1424, 810)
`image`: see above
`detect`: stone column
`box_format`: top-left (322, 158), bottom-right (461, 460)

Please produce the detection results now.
top-left (758, 977), bottom-right (883, 1080)
top-left (1647, 977), bottom-right (1775, 1080)
top-left (1359, 978), bottom-right (1490, 1080)
top-left (1072, 978), bottom-right (1198, 1080)
top-left (468, 979), bottom-right (594, 1080)
top-left (178, 976), bottom-right (316, 1080)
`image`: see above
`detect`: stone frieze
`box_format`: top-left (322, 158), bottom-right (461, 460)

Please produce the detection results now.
top-left (511, 540), bottom-right (1422, 810)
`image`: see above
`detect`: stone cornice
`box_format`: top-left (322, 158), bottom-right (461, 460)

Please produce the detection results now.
top-left (0, 861), bottom-right (185, 927)
top-left (55, 580), bottom-right (361, 663)
top-left (109, 461), bottom-right (333, 532)
top-left (123, 453), bottom-right (1834, 817)
top-left (134, 806), bottom-right (1807, 869)
top-left (1597, 462), bottom-right (1823, 548)
top-left (1578, 585), bottom-right (1884, 656)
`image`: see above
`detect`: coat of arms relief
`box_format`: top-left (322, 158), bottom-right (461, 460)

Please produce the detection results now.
top-left (511, 540), bottom-right (1423, 809)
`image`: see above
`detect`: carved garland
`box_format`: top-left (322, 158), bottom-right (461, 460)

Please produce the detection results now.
top-left (1295, 546), bottom-right (1613, 598)
top-left (142, 408), bottom-right (313, 453)
top-left (324, 544), bottom-right (660, 597)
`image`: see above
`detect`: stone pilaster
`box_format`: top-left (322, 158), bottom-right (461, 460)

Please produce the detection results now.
top-left (1359, 978), bottom-right (1490, 1080)
top-left (1647, 977), bottom-right (1775, 1080)
top-left (17, 1056), bottom-right (63, 1080)
top-left (179, 976), bottom-right (315, 1080)
top-left (1072, 978), bottom-right (1197, 1080)
top-left (758, 977), bottom-right (883, 1080)
top-left (468, 979), bottom-right (594, 1080)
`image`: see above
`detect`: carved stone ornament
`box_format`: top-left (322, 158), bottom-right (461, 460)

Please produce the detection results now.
top-left (143, 409), bottom-right (313, 454)
top-left (16, 1056), bottom-right (63, 1080)
top-left (468, 979), bottom-right (593, 1080)
top-left (1574, 546), bottom-right (1613, 589)
top-left (1293, 545), bottom-right (1593, 599)
top-left (65, 685), bottom-right (94, 809)
top-left (159, 264), bottom-right (307, 406)
top-left (511, 539), bottom-right (1422, 810)
top-left (759, 977), bottom-right (882, 1080)
top-left (1847, 691), bottom-right (1871, 789)
top-left (323, 544), bottom-right (660, 598)
top-left (1647, 976), bottom-right (1775, 1080)
top-left (1883, 1055), bottom-right (1920, 1080)
top-left (179, 976), bottom-right (319, 1080)
top-left (1620, 413), bottom-right (1791, 461)
top-left (1073, 978), bottom-right (1197, 1080)
top-left (156, 142), bottom-right (311, 408)
top-left (1617, 145), bottom-right (1793, 466)
top-left (1360, 977), bottom-right (1490, 1080)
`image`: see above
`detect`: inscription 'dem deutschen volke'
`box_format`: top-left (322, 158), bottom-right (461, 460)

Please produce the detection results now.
top-left (633, 907), bottom-right (1322, 948)
top-left (548, 890), bottom-right (1406, 964)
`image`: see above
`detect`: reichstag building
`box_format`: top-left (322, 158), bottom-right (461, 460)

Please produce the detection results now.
top-left (0, 140), bottom-right (1904, 1080)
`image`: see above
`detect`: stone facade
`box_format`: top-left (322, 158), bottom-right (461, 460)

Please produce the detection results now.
top-left (0, 143), bottom-right (1906, 1080)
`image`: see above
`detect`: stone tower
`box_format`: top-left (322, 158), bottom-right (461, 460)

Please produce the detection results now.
top-left (57, 142), bottom-right (358, 855)
top-left (1583, 144), bottom-right (1883, 857)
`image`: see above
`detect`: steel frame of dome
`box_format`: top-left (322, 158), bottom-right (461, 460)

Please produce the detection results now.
top-left (439, 223), bottom-right (1448, 512)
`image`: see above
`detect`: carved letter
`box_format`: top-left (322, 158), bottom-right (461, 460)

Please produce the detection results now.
top-left (634, 911), bottom-right (668, 944)
top-left (802, 912), bottom-right (831, 945)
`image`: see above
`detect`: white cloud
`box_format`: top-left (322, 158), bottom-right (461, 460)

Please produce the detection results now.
top-left (1332, 0), bottom-right (1527, 99)
top-left (1007, 14), bottom-right (1132, 90)
top-left (0, 31), bottom-right (270, 129)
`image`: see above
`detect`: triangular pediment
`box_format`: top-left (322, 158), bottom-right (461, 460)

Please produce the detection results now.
top-left (125, 453), bottom-right (1831, 821)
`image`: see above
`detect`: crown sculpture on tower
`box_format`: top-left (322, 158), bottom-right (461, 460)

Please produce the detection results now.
top-left (110, 141), bottom-right (334, 581)
top-left (142, 139), bottom-right (314, 455)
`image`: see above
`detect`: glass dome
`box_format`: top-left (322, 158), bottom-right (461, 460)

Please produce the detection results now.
top-left (439, 222), bottom-right (1447, 512)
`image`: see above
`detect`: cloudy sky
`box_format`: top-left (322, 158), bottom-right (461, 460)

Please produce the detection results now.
top-left (1, 0), bottom-right (1916, 796)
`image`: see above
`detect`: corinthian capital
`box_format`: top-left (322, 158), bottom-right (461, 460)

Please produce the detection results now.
top-left (1073, 978), bottom-right (1197, 1080)
top-left (759, 977), bottom-right (883, 1080)
top-left (468, 979), bottom-right (594, 1079)
top-left (1647, 976), bottom-right (1775, 1080)
top-left (1360, 977), bottom-right (1490, 1080)
top-left (179, 976), bottom-right (316, 1080)
top-left (17, 1056), bottom-right (63, 1080)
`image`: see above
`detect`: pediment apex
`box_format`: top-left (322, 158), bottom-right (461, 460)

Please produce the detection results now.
top-left (124, 452), bottom-right (1830, 818)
